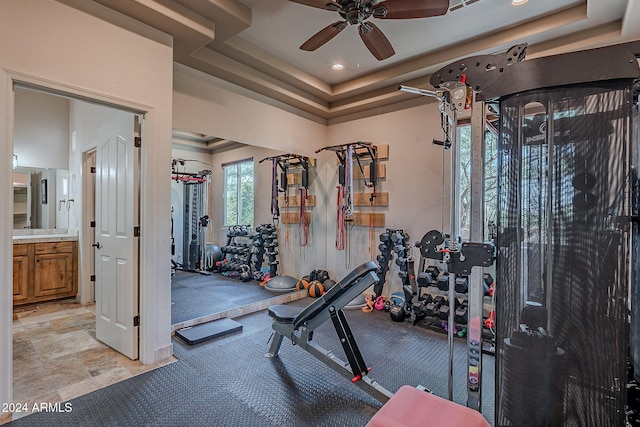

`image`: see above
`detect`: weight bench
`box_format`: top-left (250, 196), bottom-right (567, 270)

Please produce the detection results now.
top-left (366, 385), bottom-right (491, 427)
top-left (266, 261), bottom-right (393, 403)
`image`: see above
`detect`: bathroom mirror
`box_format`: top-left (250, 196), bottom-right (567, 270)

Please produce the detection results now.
top-left (13, 166), bottom-right (70, 231)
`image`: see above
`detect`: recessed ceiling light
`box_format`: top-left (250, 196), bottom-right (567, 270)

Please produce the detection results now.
top-left (332, 63), bottom-right (344, 71)
top-left (512, 0), bottom-right (528, 5)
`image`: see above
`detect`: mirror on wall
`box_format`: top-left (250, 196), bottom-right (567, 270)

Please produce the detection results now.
top-left (171, 132), bottom-right (330, 278)
top-left (13, 87), bottom-right (72, 233)
top-left (13, 166), bottom-right (70, 230)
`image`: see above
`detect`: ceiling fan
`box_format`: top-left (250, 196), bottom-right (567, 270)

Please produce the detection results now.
top-left (289, 0), bottom-right (450, 60)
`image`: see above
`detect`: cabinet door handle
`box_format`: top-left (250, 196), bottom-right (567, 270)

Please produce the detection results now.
top-left (92, 242), bottom-right (102, 249)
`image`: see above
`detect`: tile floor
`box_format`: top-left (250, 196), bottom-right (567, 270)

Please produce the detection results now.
top-left (11, 299), bottom-right (175, 421)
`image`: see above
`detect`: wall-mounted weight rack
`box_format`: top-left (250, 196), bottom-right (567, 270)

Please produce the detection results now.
top-left (259, 153), bottom-right (316, 247)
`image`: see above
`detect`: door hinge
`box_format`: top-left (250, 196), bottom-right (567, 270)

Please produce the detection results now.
top-left (90, 221), bottom-right (96, 228)
top-left (134, 137), bottom-right (141, 148)
top-left (133, 315), bottom-right (140, 327)
top-left (134, 226), bottom-right (140, 237)
top-left (90, 275), bottom-right (96, 282)
top-left (90, 166), bottom-right (96, 174)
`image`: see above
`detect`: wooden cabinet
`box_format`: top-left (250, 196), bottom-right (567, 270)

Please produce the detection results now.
top-left (12, 244), bottom-right (30, 303)
top-left (13, 240), bottom-right (78, 306)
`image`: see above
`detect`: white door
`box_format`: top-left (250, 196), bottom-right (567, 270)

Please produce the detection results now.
top-left (95, 113), bottom-right (139, 360)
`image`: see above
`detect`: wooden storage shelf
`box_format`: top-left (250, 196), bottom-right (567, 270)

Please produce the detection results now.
top-left (13, 240), bottom-right (78, 306)
top-left (278, 194), bottom-right (316, 207)
top-left (280, 211), bottom-right (311, 224)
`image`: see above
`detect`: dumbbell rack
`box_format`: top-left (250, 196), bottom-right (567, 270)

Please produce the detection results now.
top-left (374, 228), bottom-right (412, 300)
top-left (252, 224), bottom-right (279, 279)
top-left (218, 224), bottom-right (281, 281)
top-left (414, 260), bottom-right (496, 352)
top-left (219, 225), bottom-right (254, 280)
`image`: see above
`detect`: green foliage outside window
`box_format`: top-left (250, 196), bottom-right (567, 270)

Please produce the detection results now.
top-left (224, 160), bottom-right (254, 226)
top-left (457, 124), bottom-right (498, 241)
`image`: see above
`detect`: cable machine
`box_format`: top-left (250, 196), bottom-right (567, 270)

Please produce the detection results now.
top-left (413, 41), bottom-right (640, 426)
top-left (172, 158), bottom-right (212, 274)
top-left (400, 73), bottom-right (496, 408)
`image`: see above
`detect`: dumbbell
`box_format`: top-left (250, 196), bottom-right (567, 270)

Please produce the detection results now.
top-left (436, 274), bottom-right (449, 291)
top-left (455, 302), bottom-right (469, 324)
top-left (417, 272), bottom-right (432, 288)
top-left (438, 298), bottom-right (462, 321)
top-left (483, 273), bottom-right (494, 295)
top-left (455, 277), bottom-right (469, 293)
top-left (419, 293), bottom-right (433, 304)
top-left (412, 302), bottom-right (427, 321)
top-left (390, 231), bottom-right (405, 243)
top-left (393, 243), bottom-right (406, 253)
top-left (379, 231), bottom-right (391, 242)
top-left (395, 256), bottom-right (407, 267)
top-left (239, 266), bottom-right (251, 282)
top-left (425, 295), bottom-right (445, 317)
top-left (425, 301), bottom-right (440, 317)
top-left (378, 243), bottom-right (390, 252)
top-left (425, 266), bottom-right (440, 281)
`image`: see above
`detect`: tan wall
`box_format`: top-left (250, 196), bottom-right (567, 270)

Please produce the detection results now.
top-left (325, 102), bottom-right (450, 294)
top-left (172, 64), bottom-right (329, 157)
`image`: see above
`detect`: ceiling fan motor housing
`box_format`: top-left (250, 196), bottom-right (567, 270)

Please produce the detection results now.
top-left (338, 1), bottom-right (375, 24)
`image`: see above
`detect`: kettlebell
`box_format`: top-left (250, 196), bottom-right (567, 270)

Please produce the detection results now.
top-left (389, 304), bottom-right (406, 322)
top-left (374, 296), bottom-right (385, 311)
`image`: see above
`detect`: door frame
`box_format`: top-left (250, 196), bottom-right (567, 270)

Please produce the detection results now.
top-left (1, 69), bottom-right (163, 405)
top-left (81, 150), bottom-right (96, 304)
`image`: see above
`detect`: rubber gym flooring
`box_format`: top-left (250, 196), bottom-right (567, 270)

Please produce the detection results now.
top-left (10, 298), bottom-right (495, 427)
top-left (171, 270), bottom-right (278, 325)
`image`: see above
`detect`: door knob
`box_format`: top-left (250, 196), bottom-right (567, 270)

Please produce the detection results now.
top-left (92, 242), bottom-right (102, 249)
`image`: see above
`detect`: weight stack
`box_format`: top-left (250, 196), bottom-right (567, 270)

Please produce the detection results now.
top-left (496, 82), bottom-right (632, 426)
top-left (502, 332), bottom-right (566, 427)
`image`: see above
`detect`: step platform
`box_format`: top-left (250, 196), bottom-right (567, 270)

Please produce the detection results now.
top-left (176, 318), bottom-right (243, 345)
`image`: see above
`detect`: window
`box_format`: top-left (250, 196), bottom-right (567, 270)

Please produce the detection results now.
top-left (223, 159), bottom-right (254, 226)
top-left (457, 122), bottom-right (498, 241)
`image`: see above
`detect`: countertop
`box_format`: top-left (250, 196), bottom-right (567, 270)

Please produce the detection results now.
top-left (13, 234), bottom-right (79, 243)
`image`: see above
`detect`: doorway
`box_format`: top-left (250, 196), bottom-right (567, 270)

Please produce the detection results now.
top-left (11, 85), bottom-right (143, 410)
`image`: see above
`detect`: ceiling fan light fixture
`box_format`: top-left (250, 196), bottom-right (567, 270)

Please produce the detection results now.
top-left (512, 0), bottom-right (528, 5)
top-left (372, 6), bottom-right (387, 18)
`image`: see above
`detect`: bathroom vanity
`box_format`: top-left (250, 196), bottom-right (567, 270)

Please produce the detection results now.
top-left (13, 233), bottom-right (78, 306)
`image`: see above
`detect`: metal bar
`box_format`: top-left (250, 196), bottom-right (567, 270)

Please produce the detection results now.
top-left (467, 93), bottom-right (486, 411)
top-left (398, 85), bottom-right (445, 102)
top-left (329, 307), bottom-right (368, 377)
top-left (447, 105), bottom-right (459, 401)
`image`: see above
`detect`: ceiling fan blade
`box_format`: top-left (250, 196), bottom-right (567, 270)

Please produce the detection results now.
top-left (300, 21), bottom-right (348, 51)
top-left (359, 22), bottom-right (395, 60)
top-left (372, 0), bottom-right (450, 19)
top-left (288, 0), bottom-right (341, 11)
